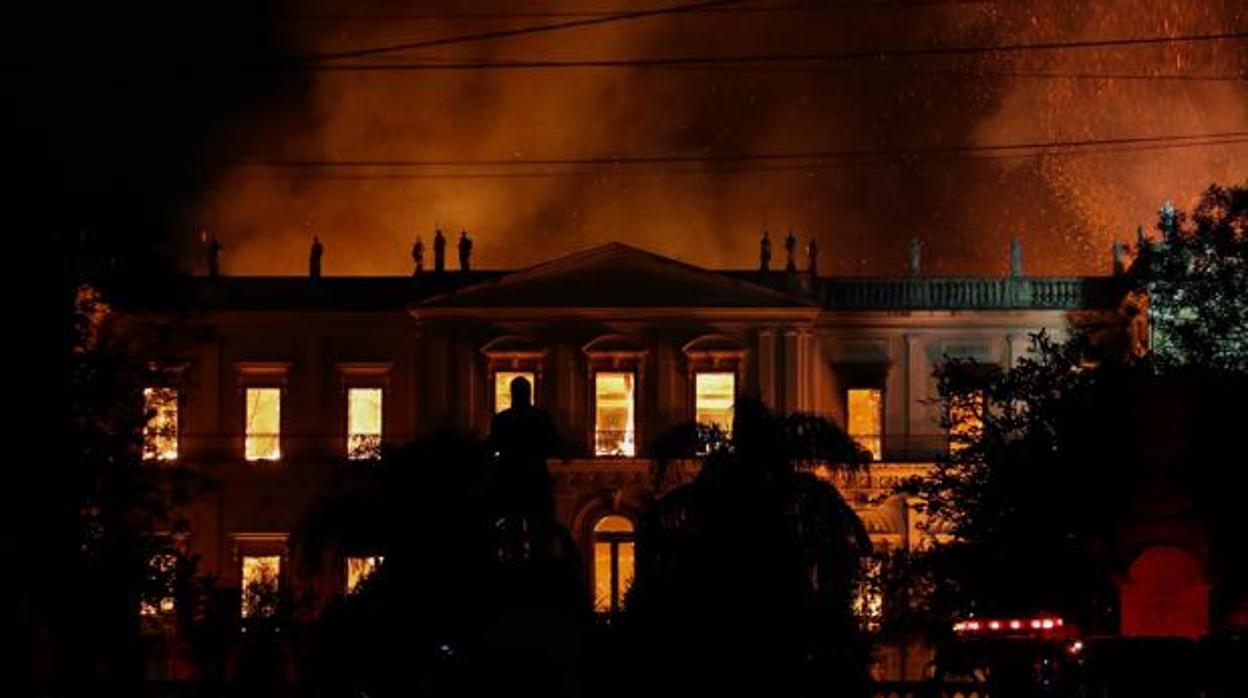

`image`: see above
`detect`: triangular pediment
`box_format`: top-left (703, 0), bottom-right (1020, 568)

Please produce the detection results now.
top-left (418, 243), bottom-right (813, 309)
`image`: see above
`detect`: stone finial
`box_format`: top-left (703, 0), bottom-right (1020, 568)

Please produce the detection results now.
top-left (309, 236), bottom-right (323, 279)
top-left (433, 228), bottom-right (446, 273)
top-left (1009, 236), bottom-right (1023, 277)
top-left (1112, 239), bottom-right (1128, 275)
top-left (205, 231), bottom-right (222, 280)
top-left (784, 230), bottom-right (797, 272)
top-left (458, 230), bottom-right (473, 272)
top-left (759, 228), bottom-right (772, 272)
top-left (1159, 200), bottom-right (1179, 239)
top-left (411, 235), bottom-right (424, 276)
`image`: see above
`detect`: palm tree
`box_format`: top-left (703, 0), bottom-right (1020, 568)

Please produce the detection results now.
top-left (625, 398), bottom-right (873, 697)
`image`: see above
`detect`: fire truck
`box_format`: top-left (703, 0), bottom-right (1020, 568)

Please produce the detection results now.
top-left (932, 615), bottom-right (1232, 697)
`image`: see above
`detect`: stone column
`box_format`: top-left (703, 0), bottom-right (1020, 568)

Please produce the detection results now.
top-left (782, 328), bottom-right (800, 414)
top-left (758, 328), bottom-right (776, 410)
top-left (903, 334), bottom-right (922, 444)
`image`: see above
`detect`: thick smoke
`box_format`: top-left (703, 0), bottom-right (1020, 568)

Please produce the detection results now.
top-left (192, 0), bottom-right (1246, 276)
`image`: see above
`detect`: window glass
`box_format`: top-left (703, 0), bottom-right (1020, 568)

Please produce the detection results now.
top-left (494, 371), bottom-right (536, 413)
top-left (694, 372), bottom-right (735, 435)
top-left (143, 388), bottom-right (179, 461)
top-left (245, 388), bottom-right (281, 461)
top-left (592, 515), bottom-right (635, 613)
top-left (347, 388), bottom-right (383, 459)
top-left (594, 373), bottom-right (635, 456)
top-left (847, 388), bottom-right (883, 461)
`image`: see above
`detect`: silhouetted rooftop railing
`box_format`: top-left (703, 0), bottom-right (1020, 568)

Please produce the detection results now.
top-left (822, 276), bottom-right (1121, 310)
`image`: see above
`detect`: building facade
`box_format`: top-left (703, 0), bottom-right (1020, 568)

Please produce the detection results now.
top-left (125, 243), bottom-right (1124, 679)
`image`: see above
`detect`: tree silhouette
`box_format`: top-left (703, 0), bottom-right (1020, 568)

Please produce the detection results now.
top-left (899, 183), bottom-right (1248, 659)
top-left (624, 398), bottom-right (873, 697)
top-left (1130, 182), bottom-right (1247, 373)
top-left (296, 425), bottom-right (589, 697)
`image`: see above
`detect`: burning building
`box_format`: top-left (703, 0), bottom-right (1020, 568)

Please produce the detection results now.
top-left (121, 236), bottom-right (1129, 681)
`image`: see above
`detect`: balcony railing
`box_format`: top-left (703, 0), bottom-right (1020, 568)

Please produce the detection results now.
top-left (594, 429), bottom-right (636, 457)
top-left (823, 276), bottom-right (1120, 310)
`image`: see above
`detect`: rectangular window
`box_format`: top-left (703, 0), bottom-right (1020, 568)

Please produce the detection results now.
top-left (347, 388), bottom-right (383, 459)
top-left (948, 391), bottom-right (985, 455)
top-left (494, 371), bottom-right (536, 413)
top-left (345, 555), bottom-right (384, 594)
top-left (244, 388), bottom-right (281, 461)
top-left (594, 372), bottom-right (635, 457)
top-left (240, 555), bottom-right (281, 618)
top-left (143, 387), bottom-right (179, 461)
top-left (694, 372), bottom-right (735, 435)
top-left (847, 388), bottom-right (884, 461)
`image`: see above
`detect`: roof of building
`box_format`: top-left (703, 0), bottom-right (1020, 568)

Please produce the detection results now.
top-left (418, 243), bottom-right (816, 309)
top-left (118, 243), bottom-right (1125, 313)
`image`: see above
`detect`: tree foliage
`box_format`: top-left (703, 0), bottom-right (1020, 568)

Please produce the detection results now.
top-left (21, 257), bottom-right (195, 692)
top-left (900, 182), bottom-right (1248, 635)
top-left (1132, 183), bottom-right (1248, 372)
top-left (625, 399), bottom-right (872, 696)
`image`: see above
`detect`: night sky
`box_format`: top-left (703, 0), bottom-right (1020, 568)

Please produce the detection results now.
top-left (12, 1), bottom-right (1247, 277)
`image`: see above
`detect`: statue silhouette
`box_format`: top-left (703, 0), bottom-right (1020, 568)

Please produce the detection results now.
top-left (1010, 236), bottom-right (1024, 277)
top-left (784, 230), bottom-right (797, 272)
top-left (458, 230), bottom-right (473, 271)
top-left (207, 234), bottom-right (222, 279)
top-left (488, 376), bottom-right (558, 522)
top-left (309, 236), bottom-right (323, 279)
top-left (411, 236), bottom-right (424, 276)
top-left (433, 229), bottom-right (446, 273)
top-left (759, 229), bottom-right (772, 272)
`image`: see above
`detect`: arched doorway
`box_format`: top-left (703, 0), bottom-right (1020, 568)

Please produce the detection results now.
top-left (592, 515), bottom-right (635, 614)
top-left (1120, 545), bottom-right (1208, 638)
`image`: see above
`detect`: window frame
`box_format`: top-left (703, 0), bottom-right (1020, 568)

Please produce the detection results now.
top-left (591, 515), bottom-right (636, 615)
top-left (142, 386), bottom-right (181, 462)
top-left (845, 386), bottom-right (885, 461)
top-left (235, 362), bottom-right (290, 463)
top-left (344, 554), bottom-right (385, 595)
top-left (337, 362), bottom-right (393, 461)
top-left (692, 370), bottom-right (737, 444)
top-left (492, 370), bottom-right (538, 414)
top-left (233, 533), bottom-right (288, 620)
top-left (243, 386), bottom-right (284, 462)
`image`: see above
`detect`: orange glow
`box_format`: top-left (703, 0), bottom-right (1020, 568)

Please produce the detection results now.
top-left (245, 388), bottom-right (281, 461)
top-left (948, 391), bottom-right (984, 455)
top-left (347, 387), bottom-right (382, 459)
top-left (594, 373), bottom-right (635, 457)
top-left (345, 555), bottom-right (384, 594)
top-left (140, 553), bottom-right (176, 616)
top-left (593, 515), bottom-right (635, 613)
top-left (847, 388), bottom-right (883, 460)
top-left (494, 371), bottom-right (535, 413)
top-left (694, 372), bottom-right (735, 434)
top-left (143, 387), bottom-right (179, 461)
top-left (853, 556), bottom-right (884, 631)
top-left (241, 555), bottom-right (281, 618)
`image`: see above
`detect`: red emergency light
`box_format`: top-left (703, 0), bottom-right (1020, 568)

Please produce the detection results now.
top-left (953, 616), bottom-right (1064, 634)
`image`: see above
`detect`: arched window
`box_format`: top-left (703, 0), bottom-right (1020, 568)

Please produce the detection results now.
top-left (593, 515), bottom-right (635, 613)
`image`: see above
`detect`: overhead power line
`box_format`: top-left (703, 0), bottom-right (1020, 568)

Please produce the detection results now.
top-left (309, 31), bottom-right (1248, 71)
top-left (240, 138), bottom-right (1248, 182)
top-left (309, 0), bottom-right (742, 62)
top-left (286, 1), bottom-right (997, 22)
top-left (243, 131), bottom-right (1248, 170)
